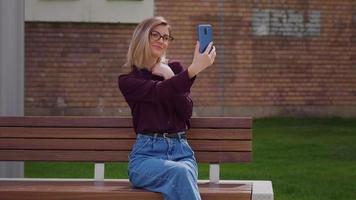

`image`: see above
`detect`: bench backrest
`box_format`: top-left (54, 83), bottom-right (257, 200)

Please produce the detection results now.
top-left (0, 116), bottom-right (252, 164)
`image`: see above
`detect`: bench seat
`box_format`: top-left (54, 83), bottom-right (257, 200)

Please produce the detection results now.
top-left (0, 179), bottom-right (252, 200)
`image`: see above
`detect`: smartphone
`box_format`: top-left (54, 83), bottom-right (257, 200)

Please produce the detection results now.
top-left (197, 24), bottom-right (213, 53)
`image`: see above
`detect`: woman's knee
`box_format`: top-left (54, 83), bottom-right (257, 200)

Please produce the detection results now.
top-left (169, 164), bottom-right (195, 181)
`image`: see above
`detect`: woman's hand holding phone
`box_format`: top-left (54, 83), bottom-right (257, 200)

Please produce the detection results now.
top-left (188, 41), bottom-right (216, 78)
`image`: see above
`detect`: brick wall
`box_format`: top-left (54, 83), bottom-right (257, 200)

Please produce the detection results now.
top-left (25, 23), bottom-right (134, 115)
top-left (25, 0), bottom-right (356, 117)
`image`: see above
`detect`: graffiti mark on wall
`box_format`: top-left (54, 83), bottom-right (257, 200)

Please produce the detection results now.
top-left (252, 9), bottom-right (320, 37)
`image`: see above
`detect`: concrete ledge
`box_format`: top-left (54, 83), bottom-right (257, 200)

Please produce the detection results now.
top-left (199, 180), bottom-right (274, 200)
top-left (0, 178), bottom-right (274, 200)
top-left (251, 181), bottom-right (274, 200)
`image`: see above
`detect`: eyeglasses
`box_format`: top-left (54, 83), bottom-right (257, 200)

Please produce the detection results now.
top-left (150, 31), bottom-right (174, 42)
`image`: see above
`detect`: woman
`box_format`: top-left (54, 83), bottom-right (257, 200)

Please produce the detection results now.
top-left (118, 16), bottom-right (216, 200)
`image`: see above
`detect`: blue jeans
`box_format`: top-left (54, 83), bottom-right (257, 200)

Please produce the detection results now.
top-left (128, 133), bottom-right (201, 200)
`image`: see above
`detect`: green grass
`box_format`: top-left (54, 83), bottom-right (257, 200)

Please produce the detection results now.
top-left (25, 117), bottom-right (356, 200)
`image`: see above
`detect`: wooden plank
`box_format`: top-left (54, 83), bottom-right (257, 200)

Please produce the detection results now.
top-left (0, 138), bottom-right (134, 150)
top-left (0, 139), bottom-right (251, 152)
top-left (190, 117), bottom-right (252, 129)
top-left (0, 117), bottom-right (133, 128)
top-left (0, 150), bottom-right (252, 163)
top-left (195, 152), bottom-right (252, 163)
top-left (188, 129), bottom-right (251, 140)
top-left (0, 127), bottom-right (136, 139)
top-left (191, 140), bottom-right (251, 152)
top-left (0, 189), bottom-right (251, 200)
top-left (0, 192), bottom-right (163, 200)
top-left (0, 117), bottom-right (252, 129)
top-left (0, 150), bottom-right (131, 162)
top-left (0, 128), bottom-right (251, 140)
top-left (0, 180), bottom-right (252, 200)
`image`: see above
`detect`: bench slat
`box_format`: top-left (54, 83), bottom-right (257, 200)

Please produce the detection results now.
top-left (0, 138), bottom-right (251, 152)
top-left (0, 127), bottom-right (251, 140)
top-left (0, 117), bottom-right (252, 129)
top-left (190, 117), bottom-right (252, 129)
top-left (189, 129), bottom-right (251, 140)
top-left (0, 117), bottom-right (133, 128)
top-left (196, 152), bottom-right (252, 163)
top-left (0, 127), bottom-right (135, 139)
top-left (0, 180), bottom-right (252, 200)
top-left (0, 150), bottom-right (252, 162)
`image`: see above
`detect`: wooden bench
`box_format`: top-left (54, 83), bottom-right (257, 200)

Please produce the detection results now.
top-left (0, 116), bottom-right (273, 200)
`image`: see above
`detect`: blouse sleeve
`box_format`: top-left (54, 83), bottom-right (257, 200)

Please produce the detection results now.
top-left (172, 92), bottom-right (194, 121)
top-left (118, 66), bottom-right (195, 103)
top-left (168, 61), bottom-right (196, 121)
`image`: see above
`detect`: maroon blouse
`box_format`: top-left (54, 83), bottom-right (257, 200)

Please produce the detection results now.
top-left (118, 61), bottom-right (196, 134)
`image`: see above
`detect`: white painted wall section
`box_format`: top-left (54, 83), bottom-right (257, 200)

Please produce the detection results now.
top-left (25, 0), bottom-right (154, 23)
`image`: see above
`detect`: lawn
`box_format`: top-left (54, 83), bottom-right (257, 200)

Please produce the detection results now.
top-left (25, 117), bottom-right (356, 200)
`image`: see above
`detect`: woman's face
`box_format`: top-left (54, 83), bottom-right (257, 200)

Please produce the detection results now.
top-left (149, 25), bottom-right (171, 59)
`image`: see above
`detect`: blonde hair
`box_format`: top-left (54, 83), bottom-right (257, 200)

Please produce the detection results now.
top-left (125, 16), bottom-right (171, 70)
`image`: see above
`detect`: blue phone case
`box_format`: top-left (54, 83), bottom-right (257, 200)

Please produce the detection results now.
top-left (197, 24), bottom-right (213, 53)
